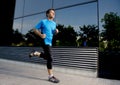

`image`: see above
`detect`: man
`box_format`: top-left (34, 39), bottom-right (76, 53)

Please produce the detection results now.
top-left (29, 8), bottom-right (59, 83)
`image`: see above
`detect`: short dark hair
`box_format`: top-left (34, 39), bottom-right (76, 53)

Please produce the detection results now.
top-left (46, 8), bottom-right (55, 17)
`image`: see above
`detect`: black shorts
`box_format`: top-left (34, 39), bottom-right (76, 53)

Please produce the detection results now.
top-left (40, 44), bottom-right (53, 69)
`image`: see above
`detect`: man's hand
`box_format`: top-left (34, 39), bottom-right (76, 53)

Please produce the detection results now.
top-left (55, 29), bottom-right (59, 34)
top-left (40, 34), bottom-right (46, 39)
top-left (33, 28), bottom-right (46, 39)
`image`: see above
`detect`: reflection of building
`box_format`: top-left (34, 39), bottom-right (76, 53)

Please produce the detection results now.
top-left (0, 0), bottom-right (16, 46)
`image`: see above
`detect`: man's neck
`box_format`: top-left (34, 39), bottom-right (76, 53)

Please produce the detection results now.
top-left (47, 17), bottom-right (53, 21)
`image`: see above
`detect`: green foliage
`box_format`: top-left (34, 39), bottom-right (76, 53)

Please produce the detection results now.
top-left (99, 41), bottom-right (106, 51)
top-left (12, 29), bottom-right (25, 45)
top-left (53, 24), bottom-right (77, 46)
top-left (25, 29), bottom-right (43, 46)
top-left (12, 24), bottom-right (99, 47)
top-left (78, 25), bottom-right (99, 47)
top-left (101, 12), bottom-right (120, 50)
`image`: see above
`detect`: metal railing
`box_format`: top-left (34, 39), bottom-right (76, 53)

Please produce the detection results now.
top-left (0, 47), bottom-right (98, 71)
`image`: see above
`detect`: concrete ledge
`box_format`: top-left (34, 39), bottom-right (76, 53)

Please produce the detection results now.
top-left (0, 58), bottom-right (97, 78)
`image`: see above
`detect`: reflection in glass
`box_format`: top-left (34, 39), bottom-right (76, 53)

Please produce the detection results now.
top-left (54, 0), bottom-right (95, 9)
top-left (24, 0), bottom-right (52, 16)
top-left (13, 19), bottom-right (22, 33)
top-left (22, 14), bottom-right (45, 35)
top-left (14, 0), bottom-right (24, 18)
top-left (55, 3), bottom-right (97, 32)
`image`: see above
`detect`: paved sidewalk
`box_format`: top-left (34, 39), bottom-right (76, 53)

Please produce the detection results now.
top-left (0, 59), bottom-right (120, 85)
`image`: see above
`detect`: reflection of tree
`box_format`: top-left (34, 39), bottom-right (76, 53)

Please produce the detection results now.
top-left (11, 12), bottom-right (120, 48)
top-left (78, 25), bottom-right (99, 47)
top-left (53, 24), bottom-right (77, 46)
top-left (12, 24), bottom-right (99, 47)
top-left (100, 12), bottom-right (120, 50)
top-left (12, 29), bottom-right (25, 45)
top-left (25, 29), bottom-right (43, 46)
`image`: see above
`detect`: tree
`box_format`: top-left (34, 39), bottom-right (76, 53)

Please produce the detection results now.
top-left (25, 29), bottom-right (43, 46)
top-left (12, 29), bottom-right (25, 45)
top-left (79, 25), bottom-right (99, 47)
top-left (101, 12), bottom-right (120, 50)
top-left (53, 24), bottom-right (77, 46)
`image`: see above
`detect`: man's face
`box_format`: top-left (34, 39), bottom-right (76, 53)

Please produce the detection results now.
top-left (47, 10), bottom-right (55, 19)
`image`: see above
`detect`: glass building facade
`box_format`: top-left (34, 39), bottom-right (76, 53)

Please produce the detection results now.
top-left (13, 0), bottom-right (99, 47)
top-left (13, 0), bottom-right (98, 34)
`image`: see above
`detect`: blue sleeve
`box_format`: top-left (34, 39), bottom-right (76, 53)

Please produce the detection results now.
top-left (35, 20), bottom-right (43, 30)
top-left (52, 28), bottom-right (56, 34)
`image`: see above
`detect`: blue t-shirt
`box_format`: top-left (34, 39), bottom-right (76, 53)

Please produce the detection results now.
top-left (35, 19), bottom-right (56, 46)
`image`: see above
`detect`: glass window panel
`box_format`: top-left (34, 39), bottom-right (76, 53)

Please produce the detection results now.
top-left (14, 0), bottom-right (24, 18)
top-left (55, 3), bottom-right (97, 32)
top-left (54, 0), bottom-right (95, 9)
top-left (22, 14), bottom-right (45, 35)
top-left (13, 19), bottom-right (22, 33)
top-left (24, 0), bottom-right (52, 16)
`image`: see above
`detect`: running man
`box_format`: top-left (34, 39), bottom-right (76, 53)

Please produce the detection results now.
top-left (29, 8), bottom-right (59, 83)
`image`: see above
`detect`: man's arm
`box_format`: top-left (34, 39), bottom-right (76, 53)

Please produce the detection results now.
top-left (53, 28), bottom-right (59, 35)
top-left (33, 28), bottom-right (46, 39)
top-left (55, 29), bottom-right (59, 34)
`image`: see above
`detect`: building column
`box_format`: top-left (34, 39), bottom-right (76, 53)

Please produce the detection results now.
top-left (0, 0), bottom-right (16, 46)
